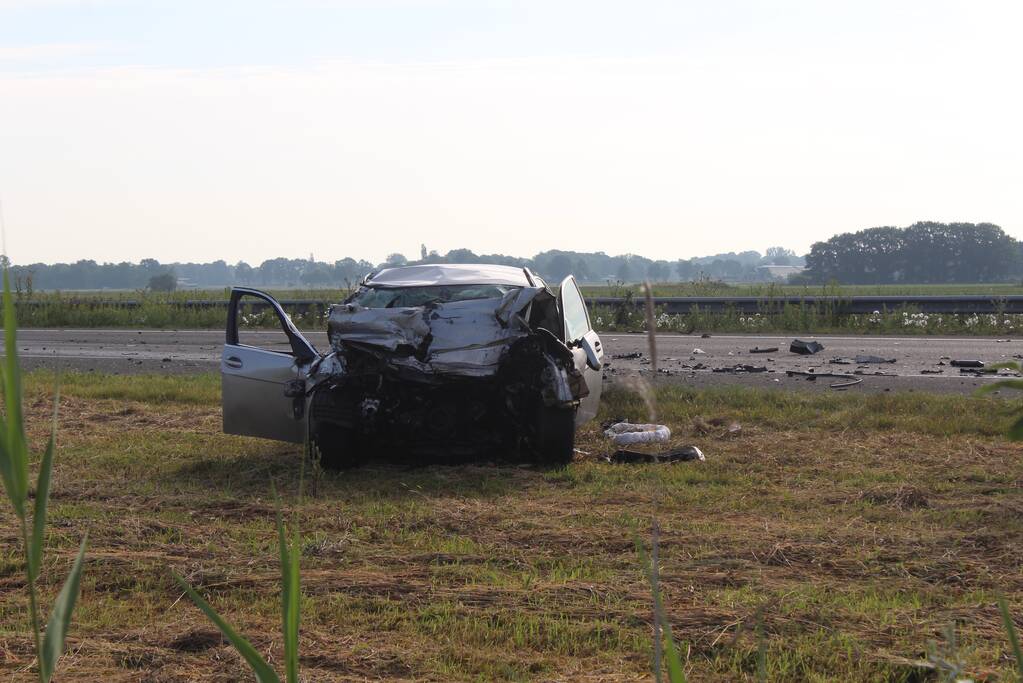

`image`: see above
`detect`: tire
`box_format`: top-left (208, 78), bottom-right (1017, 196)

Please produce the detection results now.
top-left (531, 404), bottom-right (576, 466)
top-left (311, 422), bottom-right (366, 470)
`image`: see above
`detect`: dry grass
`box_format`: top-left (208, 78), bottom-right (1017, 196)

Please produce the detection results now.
top-left (1, 373), bottom-right (1022, 681)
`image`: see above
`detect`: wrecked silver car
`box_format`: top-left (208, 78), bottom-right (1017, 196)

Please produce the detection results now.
top-left (221, 264), bottom-right (603, 467)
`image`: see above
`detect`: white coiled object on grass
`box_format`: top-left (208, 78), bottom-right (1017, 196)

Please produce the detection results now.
top-left (603, 422), bottom-right (671, 446)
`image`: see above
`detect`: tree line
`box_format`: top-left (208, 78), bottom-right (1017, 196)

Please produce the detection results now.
top-left (797, 222), bottom-right (1021, 284)
top-left (7, 247), bottom-right (802, 291)
top-left (9, 221), bottom-right (1019, 290)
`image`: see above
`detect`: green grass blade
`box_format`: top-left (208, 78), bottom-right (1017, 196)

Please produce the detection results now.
top-left (29, 385), bottom-right (59, 583)
top-left (39, 534), bottom-right (87, 682)
top-left (29, 435), bottom-right (55, 583)
top-left (756, 611), bottom-right (767, 683)
top-left (662, 624), bottom-right (688, 683)
top-left (277, 502), bottom-right (300, 683)
top-left (173, 573), bottom-right (282, 683)
top-left (1, 269), bottom-right (27, 517)
top-left (977, 380), bottom-right (1023, 395)
top-left (998, 595), bottom-right (1023, 681)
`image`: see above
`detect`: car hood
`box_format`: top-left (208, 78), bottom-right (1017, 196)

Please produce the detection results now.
top-left (327, 286), bottom-right (550, 377)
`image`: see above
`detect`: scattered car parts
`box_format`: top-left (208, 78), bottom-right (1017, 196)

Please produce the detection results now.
top-left (790, 339), bottom-right (825, 355)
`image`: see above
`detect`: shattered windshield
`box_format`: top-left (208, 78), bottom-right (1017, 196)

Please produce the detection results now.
top-left (350, 284), bottom-right (520, 308)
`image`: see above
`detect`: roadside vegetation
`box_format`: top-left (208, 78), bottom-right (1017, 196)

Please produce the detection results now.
top-left (12, 282), bottom-right (1023, 336)
top-left (2, 370), bottom-right (1022, 680)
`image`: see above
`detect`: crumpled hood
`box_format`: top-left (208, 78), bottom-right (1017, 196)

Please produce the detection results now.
top-left (327, 286), bottom-right (548, 377)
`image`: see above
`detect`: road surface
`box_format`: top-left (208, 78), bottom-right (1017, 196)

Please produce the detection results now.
top-left (12, 328), bottom-right (1022, 394)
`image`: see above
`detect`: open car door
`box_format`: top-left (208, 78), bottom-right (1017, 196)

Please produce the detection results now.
top-left (222, 288), bottom-right (318, 443)
top-left (557, 276), bottom-right (604, 425)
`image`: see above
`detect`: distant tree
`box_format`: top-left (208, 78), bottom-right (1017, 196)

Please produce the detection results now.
top-left (148, 271), bottom-right (177, 292)
top-left (573, 258), bottom-right (591, 282)
top-left (616, 258), bottom-right (633, 283)
top-left (420, 244), bottom-right (428, 261)
top-left (444, 249), bottom-right (480, 264)
top-left (234, 261), bottom-right (254, 283)
top-left (385, 253), bottom-right (408, 267)
top-left (647, 260), bottom-right (670, 282)
top-left (301, 262), bottom-right (333, 286)
top-left (765, 247), bottom-right (797, 265)
top-left (545, 253), bottom-right (574, 282)
top-left (802, 222), bottom-right (1019, 284)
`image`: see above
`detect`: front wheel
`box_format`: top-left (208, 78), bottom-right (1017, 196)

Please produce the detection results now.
top-left (311, 422), bottom-right (366, 470)
top-left (530, 404), bottom-right (576, 466)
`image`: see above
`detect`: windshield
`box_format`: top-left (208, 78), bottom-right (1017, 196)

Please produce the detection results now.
top-left (349, 284), bottom-right (520, 308)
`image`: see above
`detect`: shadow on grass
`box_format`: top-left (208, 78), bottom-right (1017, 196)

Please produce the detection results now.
top-left (163, 443), bottom-right (544, 503)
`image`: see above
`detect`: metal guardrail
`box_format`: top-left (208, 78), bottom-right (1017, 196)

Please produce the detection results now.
top-left (589, 295), bottom-right (1023, 315)
top-left (15, 295), bottom-right (1023, 314)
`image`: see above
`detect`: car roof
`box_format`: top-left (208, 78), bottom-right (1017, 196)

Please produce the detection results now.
top-left (366, 263), bottom-right (534, 288)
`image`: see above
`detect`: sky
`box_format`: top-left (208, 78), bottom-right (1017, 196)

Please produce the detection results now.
top-left (1, 0), bottom-right (1021, 266)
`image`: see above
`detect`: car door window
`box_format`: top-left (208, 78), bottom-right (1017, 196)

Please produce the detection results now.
top-left (561, 278), bottom-right (591, 343)
top-left (227, 289), bottom-right (317, 362)
top-left (234, 293), bottom-right (296, 354)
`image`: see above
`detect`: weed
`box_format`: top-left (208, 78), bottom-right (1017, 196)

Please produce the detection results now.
top-left (0, 270), bottom-right (87, 681)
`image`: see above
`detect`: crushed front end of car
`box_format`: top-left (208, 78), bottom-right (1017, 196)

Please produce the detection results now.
top-left (307, 282), bottom-right (587, 467)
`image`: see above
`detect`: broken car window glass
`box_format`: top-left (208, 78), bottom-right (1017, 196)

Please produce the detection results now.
top-left (350, 284), bottom-right (519, 309)
top-left (561, 280), bottom-right (590, 342)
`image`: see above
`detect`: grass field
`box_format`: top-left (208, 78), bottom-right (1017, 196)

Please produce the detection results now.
top-left (2, 372), bottom-right (1022, 680)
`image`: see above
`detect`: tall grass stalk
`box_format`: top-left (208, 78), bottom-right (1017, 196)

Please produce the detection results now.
top-left (0, 269), bottom-right (88, 681)
top-left (999, 595), bottom-right (1023, 681)
top-left (174, 489), bottom-right (302, 683)
top-left (636, 523), bottom-right (688, 683)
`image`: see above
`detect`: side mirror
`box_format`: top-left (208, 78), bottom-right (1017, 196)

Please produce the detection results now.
top-left (580, 335), bottom-right (602, 371)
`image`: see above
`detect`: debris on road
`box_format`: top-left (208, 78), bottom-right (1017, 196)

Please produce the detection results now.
top-left (603, 422), bottom-right (671, 446)
top-left (785, 369), bottom-right (862, 389)
top-left (692, 348), bottom-right (707, 355)
top-left (854, 355), bottom-right (896, 364)
top-left (712, 364), bottom-right (768, 373)
top-left (950, 359), bottom-right (984, 368)
top-left (608, 445), bottom-right (705, 464)
top-left (959, 367), bottom-right (998, 375)
top-left (612, 351), bottom-right (643, 360)
top-left (790, 339), bottom-right (824, 355)
top-left (749, 346), bottom-right (779, 354)
top-left (921, 369), bottom-right (943, 374)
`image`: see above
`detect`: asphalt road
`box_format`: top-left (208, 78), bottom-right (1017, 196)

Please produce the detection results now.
top-left (13, 328), bottom-right (1023, 394)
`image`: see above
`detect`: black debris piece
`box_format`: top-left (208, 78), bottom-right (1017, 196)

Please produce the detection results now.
top-left (959, 367), bottom-right (997, 375)
top-left (790, 339), bottom-right (824, 355)
top-left (829, 358), bottom-right (854, 365)
top-left (920, 369), bottom-right (944, 374)
top-left (701, 333), bottom-right (712, 338)
top-left (612, 352), bottom-right (643, 360)
top-left (609, 446), bottom-right (705, 464)
top-left (855, 355), bottom-right (896, 364)
top-left (950, 360), bottom-right (984, 368)
top-left (749, 346), bottom-right (779, 354)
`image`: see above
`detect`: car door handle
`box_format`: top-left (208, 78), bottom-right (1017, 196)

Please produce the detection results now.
top-left (225, 356), bottom-right (243, 369)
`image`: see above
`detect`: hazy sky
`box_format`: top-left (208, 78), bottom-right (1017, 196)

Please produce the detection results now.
top-left (1, 0), bottom-right (1021, 266)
